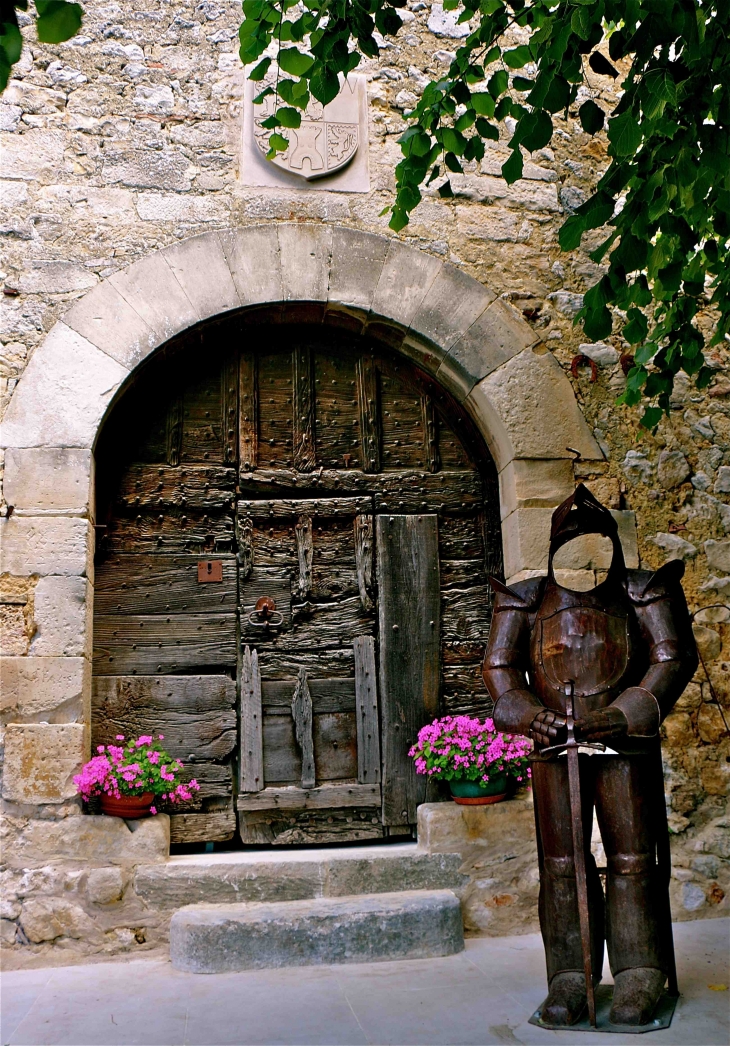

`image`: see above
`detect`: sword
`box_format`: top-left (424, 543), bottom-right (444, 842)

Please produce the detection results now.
top-left (542, 682), bottom-right (604, 1028)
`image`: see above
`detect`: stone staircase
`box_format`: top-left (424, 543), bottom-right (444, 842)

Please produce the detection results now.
top-left (135, 842), bottom-right (469, 974)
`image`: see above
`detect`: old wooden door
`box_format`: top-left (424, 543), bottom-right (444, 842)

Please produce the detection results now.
top-left (92, 318), bottom-right (502, 846)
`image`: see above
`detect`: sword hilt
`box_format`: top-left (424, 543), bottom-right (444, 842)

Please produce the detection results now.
top-left (541, 685), bottom-right (606, 756)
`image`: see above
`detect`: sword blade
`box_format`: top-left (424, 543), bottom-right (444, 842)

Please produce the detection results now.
top-left (566, 743), bottom-right (597, 1027)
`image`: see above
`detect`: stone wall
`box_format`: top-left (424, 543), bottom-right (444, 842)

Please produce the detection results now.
top-left (0, 0), bottom-right (728, 963)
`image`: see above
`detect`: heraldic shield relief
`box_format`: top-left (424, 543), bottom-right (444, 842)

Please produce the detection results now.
top-left (253, 75), bottom-right (362, 180)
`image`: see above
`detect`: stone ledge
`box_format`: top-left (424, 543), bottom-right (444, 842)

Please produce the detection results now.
top-left (4, 812), bottom-right (170, 869)
top-left (2, 723), bottom-right (87, 804)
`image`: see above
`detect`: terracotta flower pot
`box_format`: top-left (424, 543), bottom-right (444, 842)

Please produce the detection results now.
top-left (449, 775), bottom-right (508, 805)
top-left (100, 792), bottom-right (155, 819)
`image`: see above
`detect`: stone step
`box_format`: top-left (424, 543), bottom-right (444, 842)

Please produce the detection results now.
top-left (135, 842), bottom-right (468, 908)
top-left (170, 889), bottom-right (464, 973)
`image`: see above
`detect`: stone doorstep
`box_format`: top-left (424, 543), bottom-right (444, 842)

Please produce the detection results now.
top-left (134, 842), bottom-right (469, 908)
top-left (169, 889), bottom-right (464, 974)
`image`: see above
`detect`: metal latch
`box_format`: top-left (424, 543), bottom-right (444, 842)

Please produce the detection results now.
top-left (197, 560), bottom-right (223, 582)
top-left (248, 595), bottom-right (283, 628)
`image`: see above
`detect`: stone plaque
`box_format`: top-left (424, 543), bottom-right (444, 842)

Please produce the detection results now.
top-left (241, 73), bottom-right (370, 193)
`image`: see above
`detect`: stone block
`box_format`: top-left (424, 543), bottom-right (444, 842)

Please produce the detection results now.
top-left (17, 262), bottom-right (98, 295)
top-left (3, 448), bottom-right (92, 514)
top-left (466, 349), bottom-right (603, 469)
top-left (439, 298), bottom-right (538, 400)
top-left (0, 656), bottom-right (90, 722)
top-left (218, 226), bottom-right (282, 307)
top-left (371, 241), bottom-right (442, 328)
top-left (498, 459), bottom-right (575, 520)
top-left (161, 234), bottom-right (240, 320)
top-left (135, 858), bottom-right (323, 908)
top-left (87, 866), bottom-right (125, 904)
top-left (62, 281), bottom-right (156, 370)
top-left (170, 890), bottom-right (464, 973)
top-left (19, 898), bottom-right (98, 943)
top-left (0, 323), bottom-right (128, 450)
top-left (705, 540), bottom-right (730, 574)
top-left (29, 576), bottom-right (92, 658)
top-left (6, 813), bottom-right (170, 869)
top-left (278, 224), bottom-right (332, 303)
top-left (136, 194), bottom-right (230, 224)
top-left (417, 798), bottom-right (535, 855)
top-left (328, 227), bottom-right (389, 313)
top-left (410, 264), bottom-right (496, 355)
top-left (0, 516), bottom-right (92, 577)
top-left (501, 507), bottom-right (552, 579)
top-left (325, 850), bottom-right (468, 897)
top-left (1, 723), bottom-right (86, 803)
top-left (108, 254), bottom-right (199, 346)
top-left (101, 150), bottom-right (192, 192)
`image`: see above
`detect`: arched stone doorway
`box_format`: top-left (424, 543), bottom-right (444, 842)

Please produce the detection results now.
top-left (0, 224), bottom-right (603, 820)
top-left (91, 315), bottom-right (505, 845)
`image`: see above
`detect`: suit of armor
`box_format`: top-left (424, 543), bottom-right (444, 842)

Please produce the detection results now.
top-left (482, 485), bottom-right (698, 1027)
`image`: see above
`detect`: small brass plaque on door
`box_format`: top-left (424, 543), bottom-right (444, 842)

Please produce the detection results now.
top-left (198, 560), bottom-right (223, 582)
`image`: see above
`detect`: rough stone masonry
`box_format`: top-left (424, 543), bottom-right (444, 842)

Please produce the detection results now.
top-left (0, 0), bottom-right (728, 967)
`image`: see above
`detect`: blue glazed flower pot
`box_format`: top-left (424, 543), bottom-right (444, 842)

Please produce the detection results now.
top-left (449, 775), bottom-right (509, 805)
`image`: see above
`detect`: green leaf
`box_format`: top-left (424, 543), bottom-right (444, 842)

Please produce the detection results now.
top-left (639, 406), bottom-right (664, 430)
top-left (570, 5), bottom-right (593, 40)
top-left (276, 107), bottom-right (301, 128)
top-left (277, 48), bottom-right (314, 76)
top-left (607, 111), bottom-right (642, 157)
top-left (501, 148), bottom-right (523, 184)
top-left (583, 305), bottom-right (613, 341)
top-left (579, 100), bottom-right (605, 135)
top-left (503, 45), bottom-right (531, 69)
top-left (268, 132), bottom-right (289, 153)
top-left (249, 57), bottom-right (272, 81)
top-left (542, 74), bottom-right (570, 113)
top-left (310, 67), bottom-right (340, 105)
top-left (35, 0), bottom-right (82, 43)
top-left (441, 127), bottom-right (466, 156)
top-left (471, 92), bottom-right (495, 117)
top-left (519, 110), bottom-right (553, 152)
top-left (623, 308), bottom-right (648, 344)
top-left (475, 117), bottom-right (499, 139)
top-left (559, 214), bottom-right (586, 251)
top-left (488, 70), bottom-right (508, 97)
top-left (0, 21), bottom-right (22, 66)
top-left (512, 77), bottom-right (533, 92)
top-left (438, 179), bottom-right (454, 198)
top-left (389, 208), bottom-right (409, 232)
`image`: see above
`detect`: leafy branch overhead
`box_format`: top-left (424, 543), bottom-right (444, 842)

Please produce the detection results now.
top-left (240, 0), bottom-right (729, 429)
top-left (0, 1), bottom-right (83, 90)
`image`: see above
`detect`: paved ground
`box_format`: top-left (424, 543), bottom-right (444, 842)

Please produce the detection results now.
top-left (1, 919), bottom-right (727, 1046)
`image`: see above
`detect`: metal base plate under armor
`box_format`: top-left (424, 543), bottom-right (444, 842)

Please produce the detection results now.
top-left (529, 987), bottom-right (678, 1034)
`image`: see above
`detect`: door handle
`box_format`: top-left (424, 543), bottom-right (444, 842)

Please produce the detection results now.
top-left (248, 596), bottom-right (284, 628)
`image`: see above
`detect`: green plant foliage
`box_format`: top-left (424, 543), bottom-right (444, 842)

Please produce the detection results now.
top-left (1, 1), bottom-right (83, 90)
top-left (236, 0), bottom-right (729, 429)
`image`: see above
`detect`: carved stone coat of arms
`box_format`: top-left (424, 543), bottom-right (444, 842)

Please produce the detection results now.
top-left (247, 74), bottom-right (367, 186)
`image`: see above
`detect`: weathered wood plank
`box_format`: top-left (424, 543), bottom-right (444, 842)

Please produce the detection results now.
top-left (436, 410), bottom-right (472, 469)
top-left (92, 676), bottom-right (236, 761)
top-left (354, 635), bottom-right (381, 786)
top-left (115, 465), bottom-right (236, 510)
top-left (380, 371), bottom-right (426, 471)
top-left (295, 515), bottom-right (313, 599)
top-left (262, 677), bottom-right (356, 715)
top-left (222, 353), bottom-right (238, 466)
top-left (262, 715), bottom-right (300, 784)
top-left (421, 394), bottom-right (440, 474)
top-left (94, 555), bottom-right (237, 615)
top-left (293, 344), bottom-right (315, 472)
top-left (237, 496), bottom-right (372, 518)
top-left (180, 367), bottom-right (226, 464)
top-left (314, 352), bottom-right (361, 470)
top-left (287, 595), bottom-right (374, 648)
top-left (239, 352), bottom-right (258, 473)
top-left (157, 761), bottom-right (233, 811)
top-left (237, 514), bottom-right (254, 579)
top-left (240, 646), bottom-right (264, 792)
top-left (257, 647), bottom-right (355, 678)
top-left (238, 808), bottom-right (384, 845)
top-left (237, 783), bottom-right (380, 811)
top-left (258, 351), bottom-right (294, 468)
top-left (377, 514), bottom-right (440, 825)
top-left (98, 511), bottom-right (235, 555)
top-left (441, 584), bottom-right (493, 643)
top-left (440, 559), bottom-right (489, 590)
top-left (262, 711), bottom-right (358, 785)
top-left (169, 808), bottom-right (236, 844)
top-left (291, 668), bottom-right (315, 788)
top-left (354, 515), bottom-right (374, 612)
top-left (93, 613), bottom-right (236, 674)
top-left (166, 392), bottom-right (183, 467)
top-left (356, 355), bottom-right (381, 472)
top-left (438, 513), bottom-right (483, 560)
top-left (246, 469), bottom-right (480, 512)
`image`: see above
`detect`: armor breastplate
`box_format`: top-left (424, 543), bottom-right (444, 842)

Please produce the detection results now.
top-left (530, 579), bottom-right (638, 718)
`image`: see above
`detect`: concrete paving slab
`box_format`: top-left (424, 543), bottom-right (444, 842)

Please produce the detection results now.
top-left (1, 918), bottom-right (727, 1046)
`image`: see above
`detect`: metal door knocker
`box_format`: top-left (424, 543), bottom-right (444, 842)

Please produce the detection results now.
top-left (248, 596), bottom-right (284, 629)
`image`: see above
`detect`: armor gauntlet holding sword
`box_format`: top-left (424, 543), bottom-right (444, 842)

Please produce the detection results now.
top-left (482, 485), bottom-right (698, 1030)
